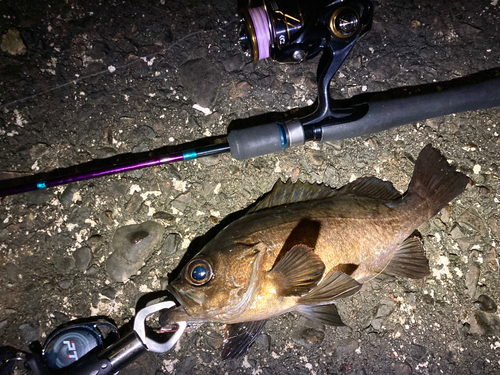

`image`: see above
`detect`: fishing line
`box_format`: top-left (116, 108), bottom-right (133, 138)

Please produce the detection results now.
top-left (0, 19), bottom-right (238, 111)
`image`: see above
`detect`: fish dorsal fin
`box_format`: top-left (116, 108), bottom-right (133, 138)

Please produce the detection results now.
top-left (269, 244), bottom-right (325, 297)
top-left (299, 270), bottom-right (361, 305)
top-left (296, 303), bottom-right (345, 326)
top-left (222, 319), bottom-right (267, 360)
top-left (338, 176), bottom-right (401, 201)
top-left (374, 236), bottom-right (430, 279)
top-left (249, 179), bottom-right (336, 213)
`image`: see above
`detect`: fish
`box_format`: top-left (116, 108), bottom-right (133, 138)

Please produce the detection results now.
top-left (160, 145), bottom-right (469, 359)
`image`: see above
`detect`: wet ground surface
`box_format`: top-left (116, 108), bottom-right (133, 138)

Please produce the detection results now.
top-left (1, 0), bottom-right (500, 374)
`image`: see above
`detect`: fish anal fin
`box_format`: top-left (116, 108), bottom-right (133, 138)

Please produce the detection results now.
top-left (299, 270), bottom-right (362, 305)
top-left (269, 244), bottom-right (325, 297)
top-left (296, 304), bottom-right (345, 326)
top-left (222, 320), bottom-right (267, 360)
top-left (375, 236), bottom-right (430, 279)
top-left (339, 176), bottom-right (402, 201)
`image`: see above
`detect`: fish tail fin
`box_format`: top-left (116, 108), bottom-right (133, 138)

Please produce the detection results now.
top-left (406, 144), bottom-right (469, 217)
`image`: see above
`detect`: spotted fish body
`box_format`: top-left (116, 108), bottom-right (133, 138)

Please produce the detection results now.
top-left (162, 145), bottom-right (469, 359)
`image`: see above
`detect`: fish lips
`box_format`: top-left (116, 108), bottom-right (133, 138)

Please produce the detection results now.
top-left (164, 283), bottom-right (205, 321)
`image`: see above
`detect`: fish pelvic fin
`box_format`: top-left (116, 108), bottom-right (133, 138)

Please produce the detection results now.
top-left (298, 270), bottom-right (362, 305)
top-left (269, 244), bottom-right (325, 296)
top-left (374, 236), bottom-right (430, 279)
top-left (222, 319), bottom-right (268, 360)
top-left (406, 144), bottom-right (469, 217)
top-left (296, 303), bottom-right (345, 326)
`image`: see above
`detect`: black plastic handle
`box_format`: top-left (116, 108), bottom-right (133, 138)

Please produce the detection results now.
top-left (321, 77), bottom-right (500, 141)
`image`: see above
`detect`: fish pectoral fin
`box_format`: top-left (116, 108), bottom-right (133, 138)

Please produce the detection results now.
top-left (298, 270), bottom-right (362, 305)
top-left (375, 236), bottom-right (430, 279)
top-left (221, 320), bottom-right (268, 360)
top-left (296, 303), bottom-right (345, 326)
top-left (269, 244), bottom-right (325, 297)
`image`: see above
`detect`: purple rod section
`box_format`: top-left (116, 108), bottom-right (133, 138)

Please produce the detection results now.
top-left (0, 143), bottom-right (230, 197)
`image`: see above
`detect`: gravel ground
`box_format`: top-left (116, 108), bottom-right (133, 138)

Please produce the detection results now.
top-left (1, 0), bottom-right (500, 374)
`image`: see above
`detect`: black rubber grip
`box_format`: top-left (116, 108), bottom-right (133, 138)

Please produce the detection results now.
top-left (228, 122), bottom-right (285, 160)
top-left (321, 77), bottom-right (500, 141)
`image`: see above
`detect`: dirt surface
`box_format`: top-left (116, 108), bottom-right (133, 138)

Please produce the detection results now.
top-left (1, 0), bottom-right (500, 374)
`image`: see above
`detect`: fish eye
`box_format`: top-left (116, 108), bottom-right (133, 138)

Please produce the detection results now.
top-left (185, 259), bottom-right (213, 286)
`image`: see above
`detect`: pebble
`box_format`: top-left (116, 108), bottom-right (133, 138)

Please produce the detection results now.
top-left (1, 27), bottom-right (27, 55)
top-left (19, 322), bottom-right (40, 343)
top-left (5, 262), bottom-right (19, 283)
top-left (291, 318), bottom-right (325, 348)
top-left (465, 264), bottom-right (480, 298)
top-left (162, 233), bottom-right (182, 255)
top-left (53, 255), bottom-right (76, 275)
top-left (153, 211), bottom-right (175, 224)
top-left (73, 247), bottom-right (93, 271)
top-left (333, 338), bottom-right (358, 357)
top-left (394, 361), bottom-right (412, 375)
top-left (371, 298), bottom-right (396, 330)
top-left (178, 58), bottom-right (221, 108)
top-left (125, 191), bottom-right (144, 213)
top-left (458, 207), bottom-right (487, 235)
top-left (59, 279), bottom-right (73, 289)
top-left (222, 54), bottom-right (245, 72)
top-left (105, 221), bottom-right (165, 282)
top-left (474, 295), bottom-right (497, 313)
top-left (59, 184), bottom-right (79, 208)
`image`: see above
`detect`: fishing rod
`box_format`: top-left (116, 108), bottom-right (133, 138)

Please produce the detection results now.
top-left (1, 0), bottom-right (500, 198)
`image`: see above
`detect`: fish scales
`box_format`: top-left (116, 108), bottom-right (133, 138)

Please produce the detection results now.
top-left (161, 145), bottom-right (470, 360)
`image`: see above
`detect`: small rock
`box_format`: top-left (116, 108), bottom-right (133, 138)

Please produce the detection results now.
top-left (333, 338), bottom-right (358, 357)
top-left (125, 191), bottom-right (144, 213)
top-left (53, 256), bottom-right (76, 275)
top-left (101, 286), bottom-right (118, 299)
top-left (410, 343), bottom-right (427, 360)
top-left (59, 184), bottom-right (80, 207)
top-left (87, 264), bottom-right (100, 276)
top-left (474, 295), bottom-right (497, 313)
top-left (470, 311), bottom-right (500, 335)
top-left (367, 55), bottom-right (400, 81)
top-left (394, 361), bottom-right (412, 375)
top-left (291, 318), bottom-right (325, 347)
top-left (59, 279), bottom-right (73, 289)
top-left (458, 207), bottom-right (487, 236)
top-left (254, 333), bottom-right (271, 353)
top-left (5, 262), bottom-right (19, 283)
top-left (105, 221), bottom-right (165, 282)
top-left (230, 81), bottom-right (253, 99)
top-left (487, 215), bottom-right (500, 239)
top-left (162, 233), bottom-right (182, 255)
top-left (153, 211), bottom-right (175, 224)
top-left (197, 154), bottom-right (221, 166)
top-left (133, 125), bottom-right (156, 140)
top-left (465, 264), bottom-right (480, 298)
top-left (1, 27), bottom-right (27, 55)
top-left (222, 54), bottom-right (245, 72)
top-left (178, 58), bottom-right (221, 107)
top-left (371, 298), bottom-right (396, 330)
top-left (171, 192), bottom-right (192, 212)
top-left (19, 322), bottom-right (40, 343)
top-left (364, 137), bottom-right (380, 149)
top-left (73, 247), bottom-right (93, 271)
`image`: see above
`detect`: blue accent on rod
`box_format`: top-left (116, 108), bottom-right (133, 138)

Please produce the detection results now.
top-left (183, 150), bottom-right (197, 161)
top-left (36, 181), bottom-right (47, 189)
top-left (277, 123), bottom-right (288, 150)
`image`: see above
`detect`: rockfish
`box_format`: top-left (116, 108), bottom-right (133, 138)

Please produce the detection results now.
top-left (161, 145), bottom-right (469, 359)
